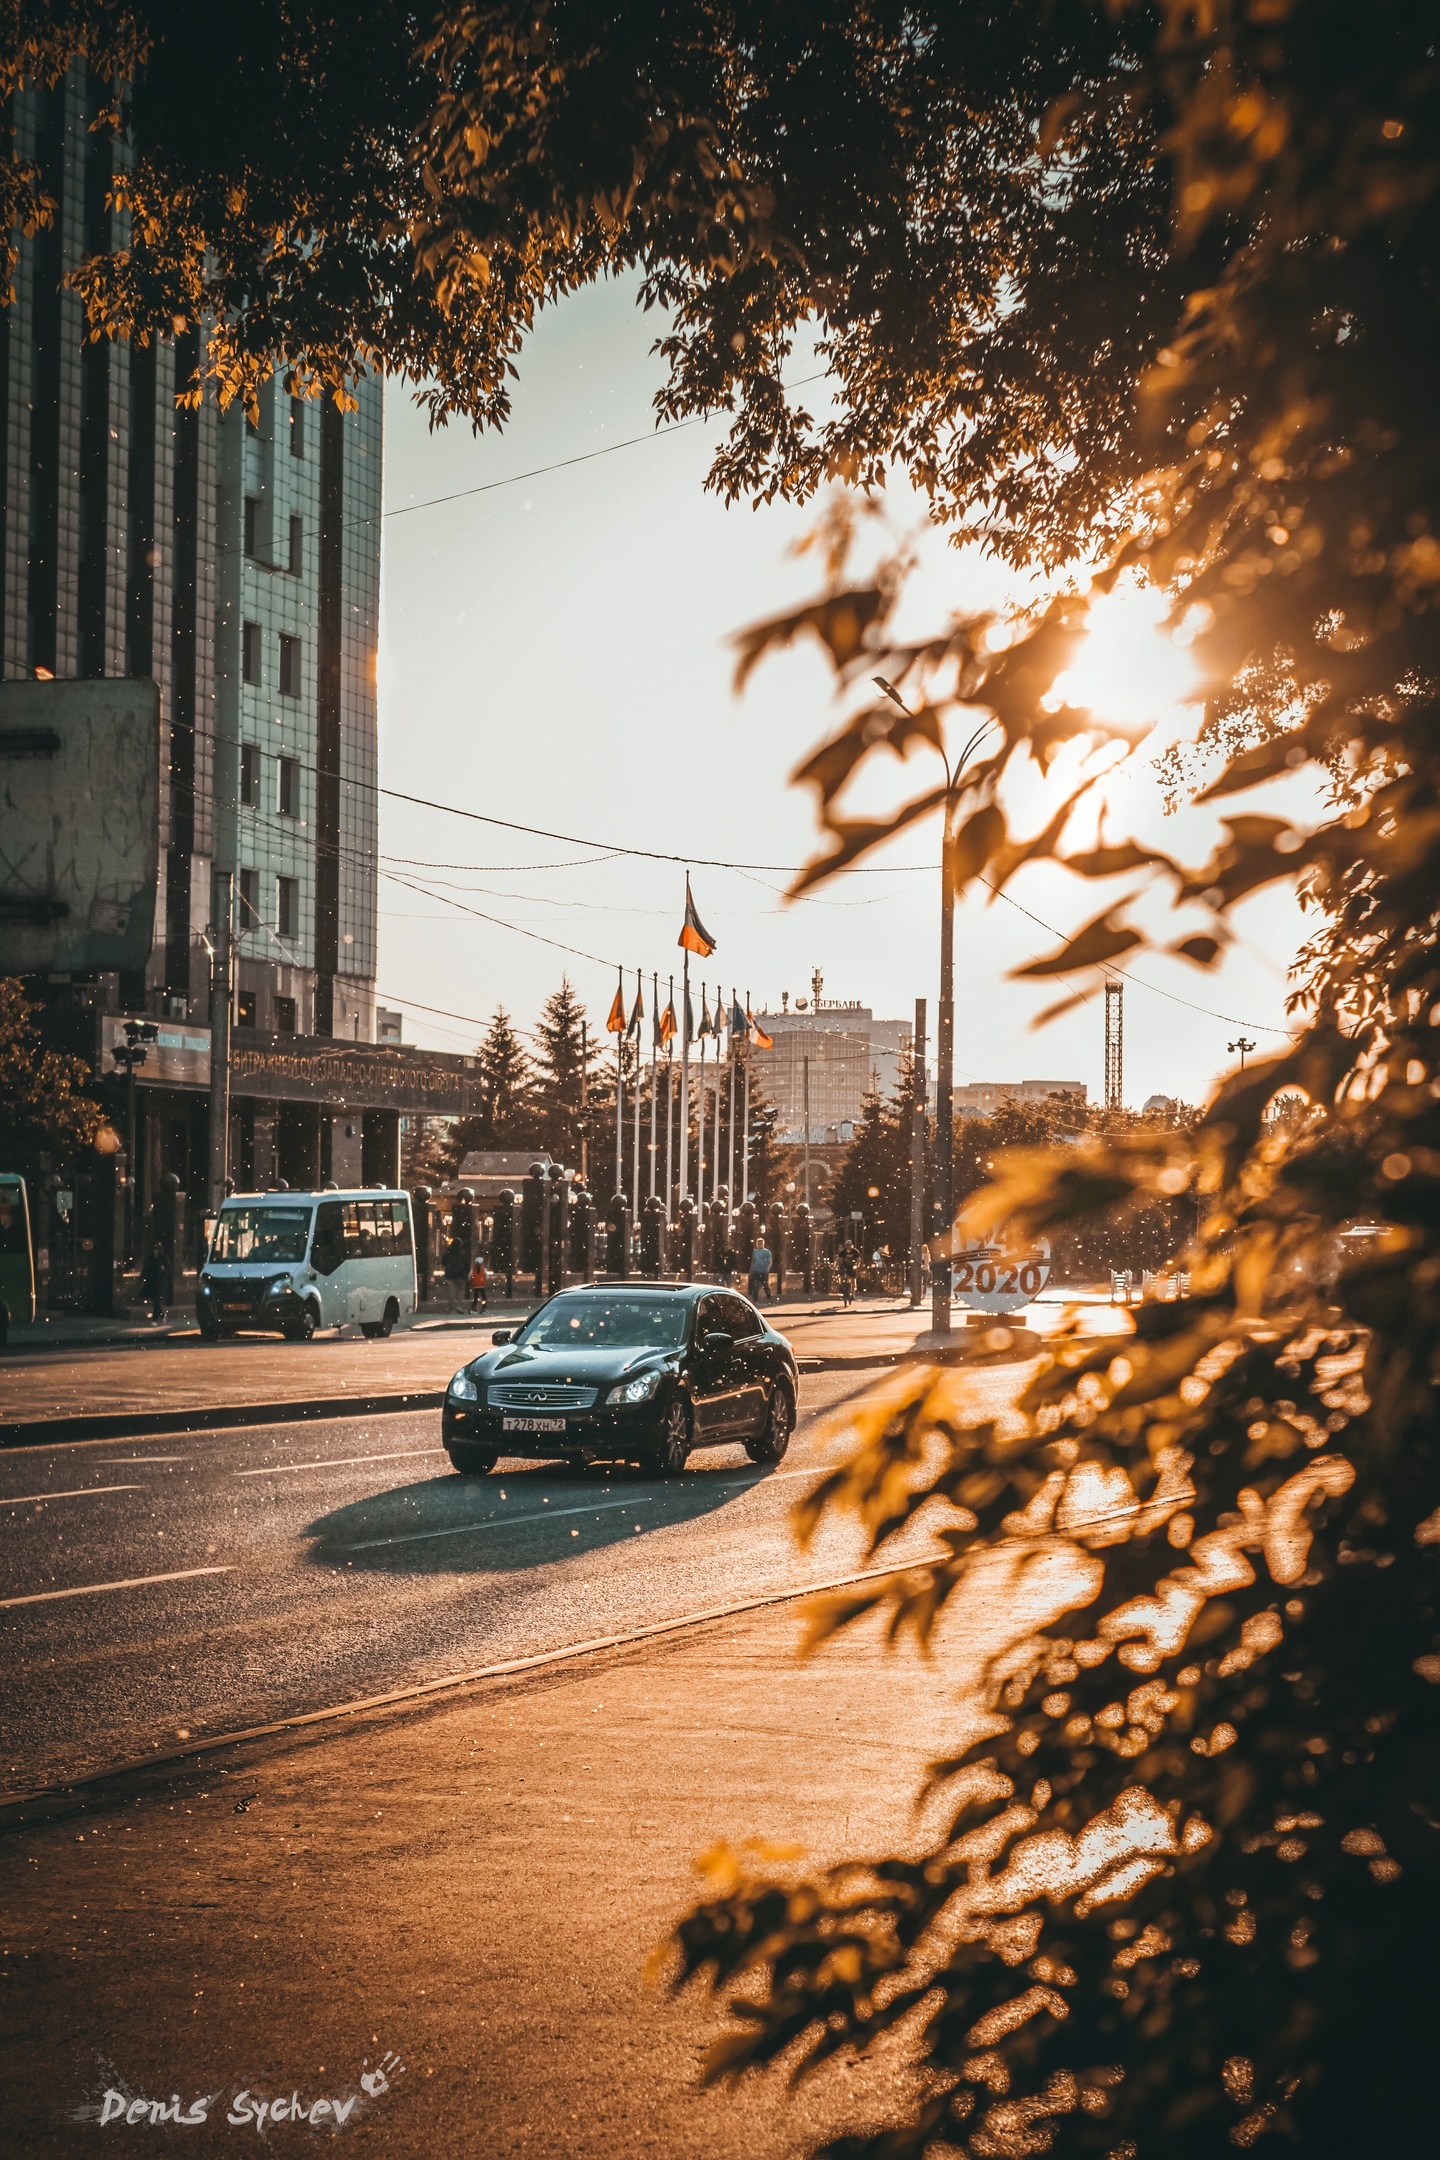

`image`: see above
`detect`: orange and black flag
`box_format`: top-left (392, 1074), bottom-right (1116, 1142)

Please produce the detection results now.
top-left (678, 876), bottom-right (716, 958)
top-left (658, 985), bottom-right (678, 1046)
top-left (606, 972), bottom-right (626, 1034)
top-left (748, 997), bottom-right (773, 1051)
top-left (627, 976), bottom-right (645, 1036)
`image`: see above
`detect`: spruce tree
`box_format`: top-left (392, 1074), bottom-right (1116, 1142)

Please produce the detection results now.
top-left (531, 979), bottom-right (593, 1168)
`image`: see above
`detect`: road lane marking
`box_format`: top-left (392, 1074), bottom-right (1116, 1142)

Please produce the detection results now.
top-left (1, 1485), bottom-right (144, 1506)
top-left (96, 1456), bottom-right (189, 1464)
top-left (235, 1448), bottom-right (446, 1478)
top-left (346, 1496), bottom-right (645, 1551)
top-left (0, 1565), bottom-right (233, 1610)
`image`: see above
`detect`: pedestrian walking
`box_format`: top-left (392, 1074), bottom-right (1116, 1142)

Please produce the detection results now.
top-left (139, 1195), bottom-right (174, 1324)
top-left (469, 1253), bottom-right (488, 1311)
top-left (747, 1238), bottom-right (773, 1305)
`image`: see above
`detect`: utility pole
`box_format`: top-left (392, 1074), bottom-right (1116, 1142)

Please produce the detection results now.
top-left (579, 1020), bottom-right (588, 1185)
top-left (1229, 1035), bottom-right (1256, 1072)
top-left (873, 677), bottom-right (996, 1340)
top-left (802, 1055), bottom-right (812, 1210)
top-left (909, 997), bottom-right (927, 1307)
top-left (932, 794), bottom-right (956, 1334)
top-left (207, 869), bottom-right (233, 1214)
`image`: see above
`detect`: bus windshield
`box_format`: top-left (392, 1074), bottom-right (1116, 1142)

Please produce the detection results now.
top-left (210, 1205), bottom-right (313, 1265)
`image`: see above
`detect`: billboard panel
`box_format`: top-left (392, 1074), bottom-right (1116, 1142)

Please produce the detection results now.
top-left (0, 679), bottom-right (160, 974)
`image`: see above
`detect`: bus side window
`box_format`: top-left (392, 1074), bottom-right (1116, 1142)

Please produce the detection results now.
top-left (311, 1201), bottom-right (347, 1276)
top-left (355, 1200), bottom-right (392, 1257)
top-left (390, 1199), bottom-right (413, 1257)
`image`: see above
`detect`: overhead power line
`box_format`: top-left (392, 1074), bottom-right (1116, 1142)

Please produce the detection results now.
top-left (380, 370), bottom-right (832, 523)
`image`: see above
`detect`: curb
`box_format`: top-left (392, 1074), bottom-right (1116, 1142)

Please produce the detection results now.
top-left (0, 1553), bottom-right (944, 1824)
top-left (0, 1389), bottom-right (445, 1448)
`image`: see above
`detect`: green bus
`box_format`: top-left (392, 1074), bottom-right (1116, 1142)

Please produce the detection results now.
top-left (0, 1175), bottom-right (36, 1343)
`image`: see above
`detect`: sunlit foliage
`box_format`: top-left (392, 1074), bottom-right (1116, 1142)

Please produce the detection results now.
top-left (660, 6), bottom-right (1440, 2156)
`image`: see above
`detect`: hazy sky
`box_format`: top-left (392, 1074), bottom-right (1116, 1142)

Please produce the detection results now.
top-left (377, 273), bottom-right (1306, 1108)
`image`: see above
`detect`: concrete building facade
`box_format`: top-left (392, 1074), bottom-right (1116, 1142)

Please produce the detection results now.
top-left (2, 63), bottom-right (380, 1041)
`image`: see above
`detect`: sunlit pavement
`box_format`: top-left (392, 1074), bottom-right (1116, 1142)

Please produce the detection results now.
top-left (0, 1360), bottom-right (1057, 2158)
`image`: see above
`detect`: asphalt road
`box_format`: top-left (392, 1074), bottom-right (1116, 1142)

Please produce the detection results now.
top-left (1, 1367), bottom-right (1022, 1800)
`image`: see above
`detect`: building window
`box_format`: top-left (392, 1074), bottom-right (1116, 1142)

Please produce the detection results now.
top-left (238, 868), bottom-right (259, 930)
top-left (239, 743), bottom-right (258, 807)
top-left (278, 755), bottom-right (300, 817)
top-left (277, 875), bottom-right (299, 941)
top-left (288, 514), bottom-right (303, 575)
top-left (278, 633), bottom-right (301, 698)
top-left (236, 990), bottom-right (257, 1028)
top-left (274, 994), bottom-right (297, 1035)
top-left (243, 495), bottom-right (259, 559)
top-left (289, 397), bottom-right (305, 459)
top-left (242, 620), bottom-right (262, 685)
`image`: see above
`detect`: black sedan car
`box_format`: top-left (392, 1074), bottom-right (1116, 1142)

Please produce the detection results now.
top-left (441, 1282), bottom-right (797, 1476)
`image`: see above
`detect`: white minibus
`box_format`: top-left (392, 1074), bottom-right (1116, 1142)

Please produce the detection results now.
top-left (198, 1189), bottom-right (417, 1340)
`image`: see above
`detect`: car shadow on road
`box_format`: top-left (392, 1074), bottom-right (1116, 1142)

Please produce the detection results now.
top-left (301, 1452), bottom-right (786, 1579)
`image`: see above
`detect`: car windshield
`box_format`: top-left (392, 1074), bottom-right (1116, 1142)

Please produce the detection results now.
top-left (515, 1295), bottom-right (689, 1351)
top-left (210, 1205), bottom-right (313, 1265)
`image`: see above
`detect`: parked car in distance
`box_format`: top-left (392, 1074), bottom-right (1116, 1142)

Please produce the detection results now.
top-left (198, 1189), bottom-right (416, 1340)
top-left (442, 1281), bottom-right (797, 1477)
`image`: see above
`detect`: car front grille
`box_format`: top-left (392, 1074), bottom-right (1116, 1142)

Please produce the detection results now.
top-left (488, 1383), bottom-right (599, 1411)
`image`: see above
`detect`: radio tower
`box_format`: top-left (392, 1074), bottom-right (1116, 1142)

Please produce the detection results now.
top-left (1104, 977), bottom-right (1124, 1112)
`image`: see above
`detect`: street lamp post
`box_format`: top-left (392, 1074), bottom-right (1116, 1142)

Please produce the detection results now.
top-left (1229, 1036), bottom-right (1256, 1073)
top-left (110, 1019), bottom-right (159, 1265)
top-left (874, 679), bottom-right (996, 1338)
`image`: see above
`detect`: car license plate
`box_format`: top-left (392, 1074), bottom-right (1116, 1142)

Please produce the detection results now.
top-left (501, 1415), bottom-right (568, 1434)
top-left (220, 1302), bottom-right (250, 1313)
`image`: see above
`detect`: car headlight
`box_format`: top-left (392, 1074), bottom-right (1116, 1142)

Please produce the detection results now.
top-left (448, 1369), bottom-right (480, 1403)
top-left (266, 1274), bottom-right (292, 1298)
top-left (608, 1369), bottom-right (662, 1406)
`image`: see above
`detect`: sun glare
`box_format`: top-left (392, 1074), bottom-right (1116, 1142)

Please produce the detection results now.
top-left (1050, 578), bottom-right (1197, 731)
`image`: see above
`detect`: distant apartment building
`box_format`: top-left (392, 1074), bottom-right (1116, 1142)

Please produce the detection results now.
top-left (953, 1079), bottom-right (1087, 1117)
top-left (751, 974), bottom-right (916, 1140)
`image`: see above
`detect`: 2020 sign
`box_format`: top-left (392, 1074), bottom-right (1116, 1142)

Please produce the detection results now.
top-left (950, 1237), bottom-right (1051, 1313)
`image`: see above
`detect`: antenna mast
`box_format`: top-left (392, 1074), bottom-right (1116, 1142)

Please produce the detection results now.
top-left (1104, 977), bottom-right (1124, 1112)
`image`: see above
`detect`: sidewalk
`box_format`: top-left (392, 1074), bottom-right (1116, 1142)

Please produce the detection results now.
top-left (1, 1593), bottom-right (981, 2158)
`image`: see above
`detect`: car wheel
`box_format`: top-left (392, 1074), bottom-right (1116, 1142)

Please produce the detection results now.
top-left (646, 1399), bottom-right (691, 1477)
top-left (746, 1384), bottom-right (793, 1465)
top-left (447, 1444), bottom-right (498, 1476)
top-left (197, 1310), bottom-right (221, 1342)
top-left (282, 1303), bottom-right (316, 1342)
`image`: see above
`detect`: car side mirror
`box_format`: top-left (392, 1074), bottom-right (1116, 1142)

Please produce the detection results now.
top-left (701, 1329), bottom-right (733, 1354)
top-left (491, 1329), bottom-right (511, 1345)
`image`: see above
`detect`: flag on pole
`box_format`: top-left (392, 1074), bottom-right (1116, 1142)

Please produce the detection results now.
top-left (658, 991), bottom-right (677, 1046)
top-left (698, 987), bottom-right (711, 1040)
top-left (606, 973), bottom-right (626, 1034)
top-left (678, 876), bottom-right (716, 957)
top-left (730, 995), bottom-right (747, 1038)
top-left (685, 979), bottom-right (695, 1043)
top-left (749, 1003), bottom-right (773, 1050)
top-left (628, 976), bottom-right (645, 1035)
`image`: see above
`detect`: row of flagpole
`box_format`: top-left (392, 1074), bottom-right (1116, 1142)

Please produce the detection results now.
top-left (602, 877), bottom-right (773, 1217)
